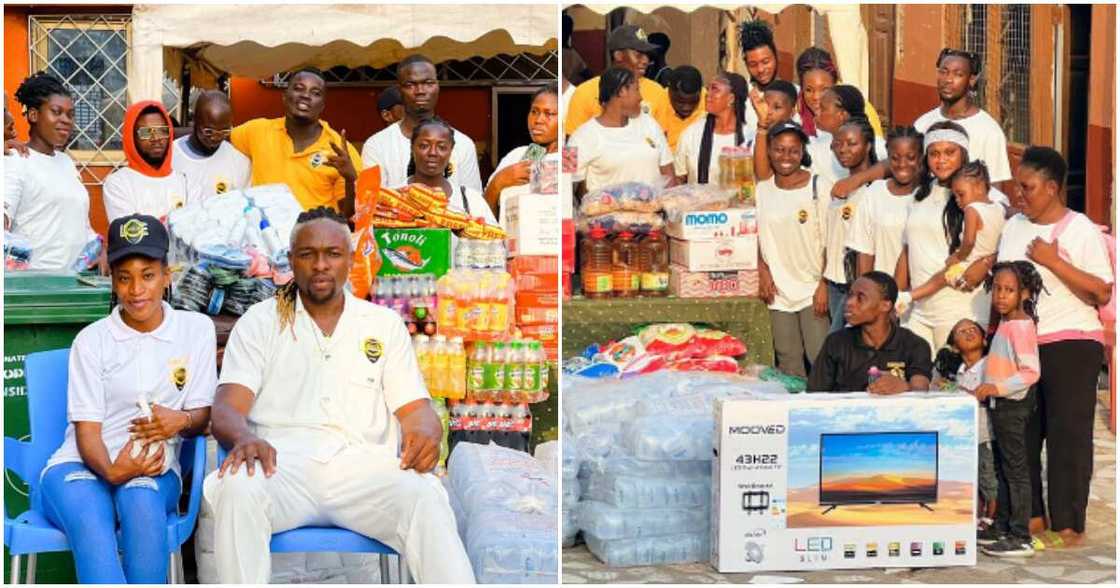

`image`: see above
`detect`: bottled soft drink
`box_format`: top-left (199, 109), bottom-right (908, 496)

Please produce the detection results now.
top-left (413, 335), bottom-right (432, 392)
top-left (431, 335), bottom-right (449, 398)
top-left (481, 342), bottom-right (501, 401)
top-left (449, 336), bottom-right (467, 400)
top-left (436, 274), bottom-right (457, 332)
top-left (489, 272), bottom-right (511, 335)
top-left (471, 272), bottom-right (492, 333)
top-left (468, 342), bottom-right (487, 398)
top-left (524, 341), bottom-right (543, 399)
top-left (490, 342), bottom-right (508, 402)
top-left (431, 397), bottom-right (450, 470)
top-left (506, 341), bottom-right (525, 402)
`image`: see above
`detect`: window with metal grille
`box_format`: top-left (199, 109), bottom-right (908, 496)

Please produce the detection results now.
top-left (28, 14), bottom-right (183, 179)
top-left (261, 51), bottom-right (558, 88)
top-left (959, 5), bottom-right (1032, 146)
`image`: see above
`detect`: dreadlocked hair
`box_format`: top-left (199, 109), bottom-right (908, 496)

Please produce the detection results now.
top-left (276, 206), bottom-right (351, 335)
top-left (985, 260), bottom-right (1046, 324)
top-left (405, 116), bottom-right (455, 179)
top-left (14, 71), bottom-right (71, 114)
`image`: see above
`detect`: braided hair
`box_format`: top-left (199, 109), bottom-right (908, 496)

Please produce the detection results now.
top-left (949, 160), bottom-right (991, 194)
top-left (14, 71), bottom-right (71, 115)
top-left (885, 125), bottom-right (925, 185)
top-left (795, 47), bottom-right (838, 137)
top-left (985, 260), bottom-right (1046, 324)
top-left (837, 115), bottom-right (878, 167)
top-left (697, 72), bottom-right (747, 184)
top-left (405, 116), bottom-right (455, 179)
top-left (598, 66), bottom-right (635, 106)
top-left (276, 206), bottom-right (351, 335)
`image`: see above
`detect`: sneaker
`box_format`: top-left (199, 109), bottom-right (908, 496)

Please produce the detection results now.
top-left (981, 537), bottom-right (1035, 558)
top-left (977, 525), bottom-right (1004, 545)
top-left (1030, 535), bottom-right (1046, 551)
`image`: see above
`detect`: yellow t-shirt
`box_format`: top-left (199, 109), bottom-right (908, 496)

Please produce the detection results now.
top-left (231, 118), bottom-right (364, 211)
top-left (564, 76), bottom-right (674, 137)
top-left (864, 102), bottom-right (884, 138)
top-left (660, 98), bottom-right (707, 152)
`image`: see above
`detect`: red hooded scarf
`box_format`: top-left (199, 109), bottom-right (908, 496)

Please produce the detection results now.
top-left (122, 100), bottom-right (175, 177)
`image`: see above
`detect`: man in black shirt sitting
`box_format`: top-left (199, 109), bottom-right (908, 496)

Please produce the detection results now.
top-left (808, 271), bottom-right (933, 394)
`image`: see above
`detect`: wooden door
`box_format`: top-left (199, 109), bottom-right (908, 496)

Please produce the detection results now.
top-left (862, 5), bottom-right (895, 128)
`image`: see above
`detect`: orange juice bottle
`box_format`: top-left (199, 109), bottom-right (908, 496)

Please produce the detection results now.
top-left (490, 272), bottom-right (512, 336)
top-left (471, 271), bottom-right (492, 336)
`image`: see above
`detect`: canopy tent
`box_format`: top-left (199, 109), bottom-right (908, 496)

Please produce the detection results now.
top-left (570, 3), bottom-right (868, 96)
top-left (129, 4), bottom-right (558, 102)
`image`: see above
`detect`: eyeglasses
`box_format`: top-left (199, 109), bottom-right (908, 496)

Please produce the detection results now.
top-left (136, 125), bottom-right (170, 141)
top-left (199, 127), bottom-right (233, 140)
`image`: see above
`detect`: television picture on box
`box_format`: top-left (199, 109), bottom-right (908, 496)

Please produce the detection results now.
top-left (819, 432), bottom-right (938, 514)
top-left (785, 404), bottom-right (975, 528)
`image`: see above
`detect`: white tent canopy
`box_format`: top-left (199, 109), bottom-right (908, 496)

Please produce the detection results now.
top-left (571, 3), bottom-right (868, 95)
top-left (129, 4), bottom-right (558, 102)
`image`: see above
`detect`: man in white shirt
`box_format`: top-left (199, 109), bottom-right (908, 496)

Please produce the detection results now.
top-left (913, 48), bottom-right (1013, 193)
top-left (361, 55), bottom-right (482, 190)
top-left (172, 91), bottom-right (251, 202)
top-left (204, 207), bottom-right (474, 584)
top-left (102, 100), bottom-right (190, 223)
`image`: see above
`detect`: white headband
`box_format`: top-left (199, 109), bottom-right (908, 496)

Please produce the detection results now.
top-left (924, 129), bottom-right (969, 152)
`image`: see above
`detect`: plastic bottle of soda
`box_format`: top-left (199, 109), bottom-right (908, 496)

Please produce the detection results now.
top-left (430, 335), bottom-right (449, 398)
top-left (467, 342), bottom-right (486, 399)
top-left (524, 340), bottom-right (544, 401)
top-left (582, 226), bottom-right (614, 299)
top-left (449, 337), bottom-right (467, 400)
top-left (486, 342), bottom-right (506, 402)
top-left (413, 335), bottom-right (432, 393)
top-left (489, 272), bottom-right (512, 336)
top-left (436, 274), bottom-right (457, 335)
top-left (612, 231), bottom-right (640, 298)
top-left (505, 341), bottom-right (525, 402)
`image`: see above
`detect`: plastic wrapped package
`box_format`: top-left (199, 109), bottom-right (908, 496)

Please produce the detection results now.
top-left (4, 231), bottom-right (33, 270)
top-left (562, 509), bottom-right (578, 548)
top-left (657, 183), bottom-right (736, 222)
top-left (619, 415), bottom-right (714, 461)
top-left (533, 440), bottom-right (559, 481)
top-left (450, 448), bottom-right (556, 519)
top-left (584, 471), bottom-right (710, 509)
top-left (580, 457), bottom-right (710, 479)
top-left (562, 374), bottom-right (677, 432)
top-left (578, 182), bottom-right (661, 216)
top-left (576, 501), bottom-right (709, 540)
top-left (584, 531), bottom-right (710, 567)
top-left (561, 433), bottom-right (580, 481)
top-left (562, 478), bottom-right (581, 508)
top-left (576, 211), bottom-right (664, 235)
top-left (464, 509), bottom-right (557, 584)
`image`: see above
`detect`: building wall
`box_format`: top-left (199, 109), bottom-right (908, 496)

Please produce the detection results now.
top-left (891, 5), bottom-right (944, 127)
top-left (1086, 3), bottom-right (1115, 227)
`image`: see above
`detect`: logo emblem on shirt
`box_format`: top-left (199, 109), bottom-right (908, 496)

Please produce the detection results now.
top-left (841, 205), bottom-right (853, 221)
top-left (169, 357), bottom-right (188, 391)
top-left (645, 137), bottom-right (657, 149)
top-left (886, 361), bottom-right (906, 379)
top-left (362, 337), bottom-right (384, 364)
top-left (215, 179), bottom-right (229, 194)
top-left (120, 219), bottom-right (149, 244)
top-left (310, 151), bottom-right (327, 168)
top-left (797, 209), bottom-right (809, 224)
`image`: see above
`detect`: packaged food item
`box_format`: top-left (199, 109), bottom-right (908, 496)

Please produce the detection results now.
top-left (637, 323), bottom-right (697, 356)
top-left (657, 183), bottom-right (736, 221)
top-left (576, 211), bottom-right (665, 235)
top-left (691, 328), bottom-right (747, 357)
top-left (579, 182), bottom-right (661, 216)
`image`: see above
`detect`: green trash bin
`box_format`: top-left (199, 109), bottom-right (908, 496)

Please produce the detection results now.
top-left (4, 272), bottom-right (112, 583)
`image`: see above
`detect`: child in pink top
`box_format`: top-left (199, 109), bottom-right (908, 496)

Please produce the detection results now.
top-left (974, 260), bottom-right (1043, 558)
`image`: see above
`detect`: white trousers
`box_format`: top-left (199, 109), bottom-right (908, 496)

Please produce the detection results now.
top-left (203, 443), bottom-right (475, 584)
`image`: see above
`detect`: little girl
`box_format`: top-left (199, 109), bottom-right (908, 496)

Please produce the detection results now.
top-left (899, 161), bottom-right (1006, 311)
top-left (933, 319), bottom-right (997, 531)
top-left (975, 260), bottom-right (1043, 558)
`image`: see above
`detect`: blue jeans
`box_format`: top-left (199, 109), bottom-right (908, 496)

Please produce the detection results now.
top-left (41, 462), bottom-right (181, 583)
top-left (826, 280), bottom-right (849, 333)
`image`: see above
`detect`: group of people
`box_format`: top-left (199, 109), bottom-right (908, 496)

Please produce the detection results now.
top-left (562, 18), bottom-right (1113, 560)
top-left (4, 51), bottom-right (562, 583)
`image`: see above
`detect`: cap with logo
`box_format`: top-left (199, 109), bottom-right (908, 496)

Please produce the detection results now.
top-left (107, 214), bottom-right (170, 265)
top-left (767, 120), bottom-right (810, 143)
top-left (607, 25), bottom-right (658, 54)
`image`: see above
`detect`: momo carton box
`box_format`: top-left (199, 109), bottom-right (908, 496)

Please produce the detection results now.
top-left (665, 208), bottom-right (757, 240)
top-left (505, 193), bottom-right (559, 257)
top-left (712, 393), bottom-right (978, 573)
top-left (669, 265), bottom-right (759, 298)
top-left (669, 235), bottom-right (758, 272)
top-left (374, 228), bottom-right (452, 277)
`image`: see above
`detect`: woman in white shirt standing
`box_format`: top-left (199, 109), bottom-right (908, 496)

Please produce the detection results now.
top-left (403, 117), bottom-right (498, 227)
top-left (755, 121), bottom-right (831, 378)
top-left (673, 71), bottom-right (750, 185)
top-left (4, 72), bottom-right (95, 271)
top-left (39, 214), bottom-right (215, 583)
top-left (849, 126), bottom-right (923, 277)
top-left (989, 147), bottom-right (1113, 547)
top-left (484, 84), bottom-right (559, 226)
top-left (568, 67), bottom-right (674, 196)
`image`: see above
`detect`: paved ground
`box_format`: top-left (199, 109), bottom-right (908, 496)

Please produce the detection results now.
top-left (562, 391), bottom-right (1116, 584)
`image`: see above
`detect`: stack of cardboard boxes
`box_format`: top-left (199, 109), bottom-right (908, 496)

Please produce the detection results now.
top-left (665, 208), bottom-right (759, 298)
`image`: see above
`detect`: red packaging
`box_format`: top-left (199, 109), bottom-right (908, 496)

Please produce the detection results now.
top-left (517, 306), bottom-right (559, 325)
top-left (667, 356), bottom-right (740, 374)
top-left (514, 272), bottom-right (560, 293)
top-left (517, 291), bottom-right (559, 308)
top-left (562, 272), bottom-right (572, 299)
top-left (519, 323), bottom-right (558, 343)
top-left (509, 255), bottom-right (559, 275)
top-left (692, 328), bottom-right (747, 357)
top-left (562, 219), bottom-right (576, 273)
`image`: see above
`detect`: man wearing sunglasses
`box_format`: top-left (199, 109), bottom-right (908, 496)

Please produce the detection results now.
top-left (103, 101), bottom-right (191, 224)
top-left (172, 90), bottom-right (250, 202)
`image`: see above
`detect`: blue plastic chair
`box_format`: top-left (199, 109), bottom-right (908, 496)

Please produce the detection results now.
top-left (215, 445), bottom-right (408, 583)
top-left (4, 348), bottom-right (207, 584)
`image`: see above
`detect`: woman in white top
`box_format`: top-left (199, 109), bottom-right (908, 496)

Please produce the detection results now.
top-left (484, 85), bottom-right (558, 227)
top-left (756, 121), bottom-right (831, 378)
top-left (894, 121), bottom-right (1003, 354)
top-left (403, 117), bottom-right (497, 227)
top-left (40, 214), bottom-right (215, 583)
top-left (568, 67), bottom-right (674, 196)
top-left (849, 126), bottom-right (923, 277)
top-left (4, 72), bottom-right (96, 271)
top-left (673, 71), bottom-right (752, 185)
top-left (985, 147), bottom-right (1112, 544)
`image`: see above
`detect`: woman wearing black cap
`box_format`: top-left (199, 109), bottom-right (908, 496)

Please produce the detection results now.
top-left (754, 122), bottom-right (832, 379)
top-left (38, 214), bottom-right (215, 583)
top-left (673, 71), bottom-right (751, 185)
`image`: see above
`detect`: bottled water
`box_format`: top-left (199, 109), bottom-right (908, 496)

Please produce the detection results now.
top-left (580, 457), bottom-right (710, 480)
top-left (576, 500), bottom-right (709, 540)
top-left (584, 471), bottom-right (711, 509)
top-left (562, 509), bottom-right (578, 548)
top-left (464, 509), bottom-right (557, 584)
top-left (620, 415), bottom-right (714, 461)
top-left (584, 531), bottom-right (710, 567)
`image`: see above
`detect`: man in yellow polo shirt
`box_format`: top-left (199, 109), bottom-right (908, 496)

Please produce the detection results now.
top-left (564, 25), bottom-right (673, 137)
top-left (231, 67), bottom-right (363, 218)
top-left (661, 66), bottom-right (706, 152)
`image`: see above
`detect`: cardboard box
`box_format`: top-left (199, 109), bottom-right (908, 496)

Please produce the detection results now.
top-left (509, 255), bottom-right (559, 275)
top-left (374, 228), bottom-right (452, 277)
top-left (666, 208), bottom-right (757, 240)
top-left (562, 219), bottom-right (576, 273)
top-left (505, 193), bottom-right (559, 256)
top-left (669, 264), bottom-right (759, 298)
top-left (669, 235), bottom-right (758, 272)
top-left (516, 291), bottom-right (559, 326)
top-left (514, 272), bottom-right (560, 293)
top-left (712, 394), bottom-right (978, 573)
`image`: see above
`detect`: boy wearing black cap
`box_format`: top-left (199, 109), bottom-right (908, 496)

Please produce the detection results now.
top-left (564, 24), bottom-right (674, 136)
top-left (376, 86), bottom-right (405, 126)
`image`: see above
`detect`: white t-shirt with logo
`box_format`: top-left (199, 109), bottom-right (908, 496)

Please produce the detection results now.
top-left (4, 150), bottom-right (92, 270)
top-left (672, 118), bottom-right (755, 185)
top-left (361, 121), bottom-right (482, 192)
top-left (755, 174), bottom-right (832, 312)
top-left (568, 113), bottom-right (673, 193)
top-left (44, 303), bottom-right (217, 480)
top-left (846, 179), bottom-right (915, 274)
top-left (806, 132), bottom-right (888, 185)
top-left (913, 108), bottom-right (1012, 183)
top-left (171, 136), bottom-right (251, 202)
top-left (997, 211), bottom-right (1114, 342)
top-left (823, 185), bottom-right (867, 284)
top-left (488, 145), bottom-right (560, 228)
top-left (102, 167), bottom-right (192, 224)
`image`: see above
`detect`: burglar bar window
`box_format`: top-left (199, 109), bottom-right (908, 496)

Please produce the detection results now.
top-left (958, 5), bottom-right (1032, 146)
top-left (263, 51), bottom-right (558, 87)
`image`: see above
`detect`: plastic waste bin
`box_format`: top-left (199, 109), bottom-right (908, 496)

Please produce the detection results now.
top-left (4, 272), bottom-right (112, 583)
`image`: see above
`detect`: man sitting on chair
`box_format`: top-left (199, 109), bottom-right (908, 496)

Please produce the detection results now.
top-left (204, 207), bottom-right (475, 583)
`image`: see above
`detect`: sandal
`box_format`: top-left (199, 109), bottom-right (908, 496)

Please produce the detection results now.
top-left (1040, 530), bottom-right (1065, 549)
